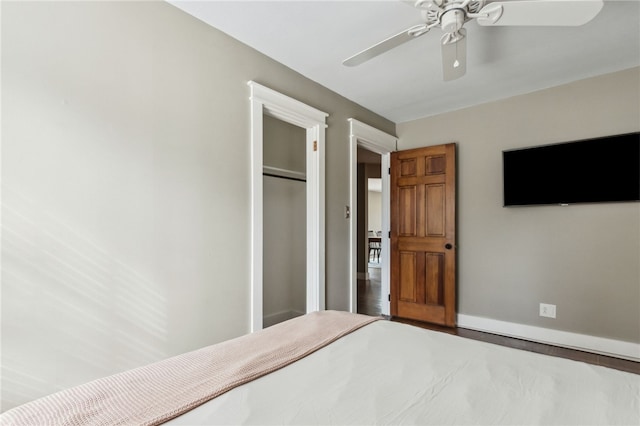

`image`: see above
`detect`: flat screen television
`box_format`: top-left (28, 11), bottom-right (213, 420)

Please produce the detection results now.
top-left (503, 132), bottom-right (640, 207)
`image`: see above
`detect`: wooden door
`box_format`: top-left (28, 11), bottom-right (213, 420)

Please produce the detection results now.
top-left (390, 143), bottom-right (456, 326)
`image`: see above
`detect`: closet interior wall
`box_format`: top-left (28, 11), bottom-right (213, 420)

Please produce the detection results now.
top-left (262, 115), bottom-right (307, 327)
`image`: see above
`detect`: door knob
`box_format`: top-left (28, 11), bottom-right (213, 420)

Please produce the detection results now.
top-left (445, 243), bottom-right (453, 250)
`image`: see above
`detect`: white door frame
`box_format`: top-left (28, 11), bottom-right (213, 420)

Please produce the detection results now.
top-left (348, 119), bottom-right (397, 315)
top-left (249, 81), bottom-right (328, 332)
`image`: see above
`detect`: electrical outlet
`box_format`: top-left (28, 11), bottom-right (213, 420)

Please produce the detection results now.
top-left (539, 303), bottom-right (556, 318)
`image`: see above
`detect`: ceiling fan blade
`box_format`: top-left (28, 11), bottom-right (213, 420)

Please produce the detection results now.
top-left (441, 29), bottom-right (466, 82)
top-left (343, 24), bottom-right (429, 67)
top-left (476, 0), bottom-right (604, 27)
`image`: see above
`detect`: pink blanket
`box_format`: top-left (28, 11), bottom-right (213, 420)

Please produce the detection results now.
top-left (1, 311), bottom-right (378, 426)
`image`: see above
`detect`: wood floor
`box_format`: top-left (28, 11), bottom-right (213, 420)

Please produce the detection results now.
top-left (357, 266), bottom-right (639, 375)
top-left (357, 265), bottom-right (383, 317)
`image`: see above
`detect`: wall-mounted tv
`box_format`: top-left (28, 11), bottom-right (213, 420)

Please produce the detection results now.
top-left (503, 132), bottom-right (640, 207)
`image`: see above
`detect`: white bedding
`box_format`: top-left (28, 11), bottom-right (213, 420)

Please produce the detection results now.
top-left (169, 320), bottom-right (639, 425)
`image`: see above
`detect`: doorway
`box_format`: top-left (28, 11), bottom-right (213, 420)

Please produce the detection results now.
top-left (249, 82), bottom-right (328, 332)
top-left (356, 149), bottom-right (382, 316)
top-left (348, 119), bottom-right (397, 316)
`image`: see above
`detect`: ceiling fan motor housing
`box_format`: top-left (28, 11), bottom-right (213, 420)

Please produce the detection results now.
top-left (441, 7), bottom-right (466, 33)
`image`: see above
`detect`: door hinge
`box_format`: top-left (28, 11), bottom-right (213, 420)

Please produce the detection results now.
top-left (388, 230), bottom-right (391, 238)
top-left (313, 140), bottom-right (317, 151)
top-left (388, 294), bottom-right (391, 302)
top-left (388, 167), bottom-right (391, 175)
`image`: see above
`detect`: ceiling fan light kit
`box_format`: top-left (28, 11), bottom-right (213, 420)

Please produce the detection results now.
top-left (343, 0), bottom-right (604, 81)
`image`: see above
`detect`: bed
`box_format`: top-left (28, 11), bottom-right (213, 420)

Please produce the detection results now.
top-left (2, 310), bottom-right (638, 425)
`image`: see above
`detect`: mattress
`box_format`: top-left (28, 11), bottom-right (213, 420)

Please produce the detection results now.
top-left (169, 319), bottom-right (639, 425)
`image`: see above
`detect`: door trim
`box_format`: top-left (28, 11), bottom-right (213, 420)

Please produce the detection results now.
top-left (348, 119), bottom-right (397, 315)
top-left (249, 81), bottom-right (328, 332)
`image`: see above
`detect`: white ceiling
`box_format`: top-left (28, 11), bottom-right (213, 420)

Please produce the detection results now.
top-left (169, 0), bottom-right (640, 123)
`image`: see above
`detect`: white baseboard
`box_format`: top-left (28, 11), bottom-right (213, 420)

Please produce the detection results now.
top-left (457, 314), bottom-right (640, 362)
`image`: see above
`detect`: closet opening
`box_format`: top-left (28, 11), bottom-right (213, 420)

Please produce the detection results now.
top-left (262, 116), bottom-right (307, 327)
top-left (248, 81), bottom-right (327, 332)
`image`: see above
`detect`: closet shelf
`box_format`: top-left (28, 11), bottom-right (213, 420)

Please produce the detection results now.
top-left (263, 165), bottom-right (306, 182)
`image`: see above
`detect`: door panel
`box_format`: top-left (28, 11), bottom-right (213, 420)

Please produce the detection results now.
top-left (425, 252), bottom-right (444, 305)
top-left (425, 184), bottom-right (445, 236)
top-left (399, 252), bottom-right (417, 302)
top-left (398, 187), bottom-right (417, 236)
top-left (391, 143), bottom-right (456, 327)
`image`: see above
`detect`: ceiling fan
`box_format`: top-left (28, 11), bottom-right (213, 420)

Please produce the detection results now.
top-left (343, 0), bottom-right (604, 81)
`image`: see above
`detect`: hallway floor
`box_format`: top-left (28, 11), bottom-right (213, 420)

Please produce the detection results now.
top-left (357, 266), bottom-right (381, 317)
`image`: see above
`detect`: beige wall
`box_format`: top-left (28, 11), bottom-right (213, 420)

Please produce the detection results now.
top-left (397, 67), bottom-right (640, 343)
top-left (1, 1), bottom-right (394, 410)
top-left (368, 190), bottom-right (382, 234)
top-left (263, 115), bottom-right (306, 173)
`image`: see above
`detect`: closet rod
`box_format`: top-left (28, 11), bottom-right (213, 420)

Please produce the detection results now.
top-left (263, 173), bottom-right (306, 183)
top-left (262, 165), bottom-right (306, 183)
